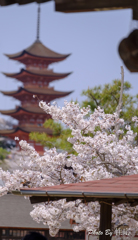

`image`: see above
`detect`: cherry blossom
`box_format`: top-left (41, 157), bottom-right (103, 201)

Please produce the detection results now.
top-left (0, 100), bottom-right (138, 238)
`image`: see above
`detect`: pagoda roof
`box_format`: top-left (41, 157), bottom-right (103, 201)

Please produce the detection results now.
top-left (1, 87), bottom-right (73, 98)
top-left (3, 68), bottom-right (71, 81)
top-left (5, 40), bottom-right (70, 61)
top-left (0, 106), bottom-right (46, 115)
top-left (0, 126), bottom-right (52, 135)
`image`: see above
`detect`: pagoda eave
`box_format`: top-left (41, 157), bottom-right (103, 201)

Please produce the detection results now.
top-left (0, 110), bottom-right (48, 122)
top-left (0, 106), bottom-right (47, 115)
top-left (0, 132), bottom-right (28, 142)
top-left (2, 70), bottom-right (71, 83)
top-left (4, 40), bottom-right (71, 64)
top-left (0, 128), bottom-right (29, 138)
top-left (5, 52), bottom-right (71, 65)
top-left (0, 126), bottom-right (52, 139)
top-left (1, 87), bottom-right (73, 97)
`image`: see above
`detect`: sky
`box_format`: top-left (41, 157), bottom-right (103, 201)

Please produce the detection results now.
top-left (0, 2), bottom-right (137, 123)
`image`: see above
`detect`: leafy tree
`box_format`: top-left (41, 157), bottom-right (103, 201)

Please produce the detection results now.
top-left (29, 119), bottom-right (75, 154)
top-left (82, 79), bottom-right (138, 122)
top-left (0, 147), bottom-right (8, 160)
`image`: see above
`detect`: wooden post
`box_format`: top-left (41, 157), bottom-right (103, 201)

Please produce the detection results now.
top-left (99, 202), bottom-right (112, 240)
top-left (0, 229), bottom-right (2, 240)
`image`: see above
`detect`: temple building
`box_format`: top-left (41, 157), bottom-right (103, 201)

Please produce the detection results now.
top-left (0, 5), bottom-right (72, 153)
top-left (0, 194), bottom-right (85, 240)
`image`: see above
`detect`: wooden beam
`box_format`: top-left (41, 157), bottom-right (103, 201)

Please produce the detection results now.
top-left (55, 0), bottom-right (138, 20)
top-left (130, 201), bottom-right (138, 207)
top-left (30, 196), bottom-right (114, 204)
top-left (114, 199), bottom-right (128, 206)
top-left (55, 0), bottom-right (134, 13)
top-left (133, 0), bottom-right (138, 20)
top-left (99, 202), bottom-right (112, 240)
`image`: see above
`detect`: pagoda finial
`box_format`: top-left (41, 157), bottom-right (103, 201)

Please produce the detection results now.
top-left (36, 4), bottom-right (41, 42)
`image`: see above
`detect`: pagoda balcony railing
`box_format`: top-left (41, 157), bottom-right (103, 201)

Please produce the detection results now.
top-left (21, 102), bottom-right (38, 107)
top-left (19, 123), bottom-right (44, 128)
top-left (26, 66), bottom-right (53, 71)
top-left (23, 84), bottom-right (54, 90)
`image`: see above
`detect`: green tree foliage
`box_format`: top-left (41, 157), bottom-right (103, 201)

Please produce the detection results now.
top-left (29, 119), bottom-right (75, 154)
top-left (30, 79), bottom-right (138, 151)
top-left (82, 79), bottom-right (138, 122)
top-left (82, 79), bottom-right (138, 144)
top-left (0, 147), bottom-right (8, 160)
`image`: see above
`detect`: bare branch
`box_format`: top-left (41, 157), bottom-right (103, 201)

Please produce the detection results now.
top-left (89, 92), bottom-right (100, 106)
top-left (97, 160), bottom-right (123, 175)
top-left (116, 66), bottom-right (124, 116)
top-left (115, 66), bottom-right (124, 140)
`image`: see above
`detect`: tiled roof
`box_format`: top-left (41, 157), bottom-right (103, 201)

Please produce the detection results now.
top-left (0, 194), bottom-right (72, 229)
top-left (21, 174), bottom-right (138, 194)
top-left (0, 194), bottom-right (47, 228)
top-left (0, 126), bottom-right (53, 135)
top-left (3, 68), bottom-right (71, 78)
top-left (0, 106), bottom-right (46, 115)
top-left (1, 87), bottom-right (73, 96)
top-left (5, 40), bottom-right (70, 60)
top-left (15, 174), bottom-right (138, 205)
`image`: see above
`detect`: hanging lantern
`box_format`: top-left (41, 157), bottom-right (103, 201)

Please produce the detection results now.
top-left (118, 29), bottom-right (138, 72)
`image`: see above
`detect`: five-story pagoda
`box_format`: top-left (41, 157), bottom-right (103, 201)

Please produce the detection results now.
top-left (0, 5), bottom-right (72, 153)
